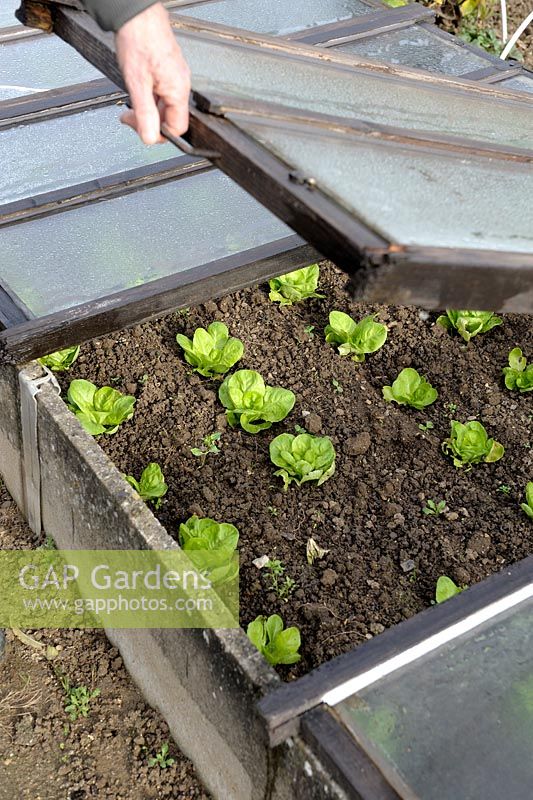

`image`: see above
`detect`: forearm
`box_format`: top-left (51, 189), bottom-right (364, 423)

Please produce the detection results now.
top-left (80, 0), bottom-right (160, 32)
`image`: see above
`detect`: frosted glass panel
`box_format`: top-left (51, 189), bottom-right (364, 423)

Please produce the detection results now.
top-left (0, 36), bottom-right (101, 100)
top-left (337, 26), bottom-right (489, 75)
top-left (179, 34), bottom-right (533, 151)
top-left (0, 106), bottom-right (177, 205)
top-left (235, 118), bottom-right (533, 251)
top-left (0, 171), bottom-right (292, 316)
top-left (499, 75), bottom-right (533, 95)
top-left (335, 597), bottom-right (533, 800)
top-left (178, 0), bottom-right (373, 36)
top-left (0, 0), bottom-right (19, 28)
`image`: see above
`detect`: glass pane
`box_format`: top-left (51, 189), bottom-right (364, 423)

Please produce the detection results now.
top-left (233, 117), bottom-right (533, 251)
top-left (178, 0), bottom-right (374, 36)
top-left (499, 75), bottom-right (533, 95)
top-left (336, 26), bottom-right (490, 75)
top-left (0, 36), bottom-right (101, 101)
top-left (335, 596), bottom-right (533, 800)
top-left (178, 33), bottom-right (533, 151)
top-left (0, 171), bottom-right (292, 317)
top-left (0, 0), bottom-right (19, 29)
top-left (1, 106), bottom-right (177, 206)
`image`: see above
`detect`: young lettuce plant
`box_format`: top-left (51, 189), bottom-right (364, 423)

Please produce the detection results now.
top-left (67, 379), bottom-right (135, 436)
top-left (38, 345), bottom-right (80, 372)
top-left (124, 463), bottom-right (168, 509)
top-left (176, 321), bottom-right (243, 378)
top-left (268, 264), bottom-right (325, 306)
top-left (179, 515), bottom-right (239, 584)
top-left (324, 311), bottom-right (387, 362)
top-left (435, 576), bottom-right (465, 603)
top-left (520, 482), bottom-right (533, 520)
top-left (382, 368), bottom-right (438, 410)
top-left (502, 348), bottom-right (533, 392)
top-left (270, 433), bottom-right (336, 490)
top-left (441, 420), bottom-right (504, 469)
top-left (218, 370), bottom-right (295, 433)
top-left (436, 310), bottom-right (502, 342)
top-left (246, 614), bottom-right (301, 666)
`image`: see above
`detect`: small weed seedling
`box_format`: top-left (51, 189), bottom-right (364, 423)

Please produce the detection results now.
top-left (265, 559), bottom-right (296, 601)
top-left (59, 675), bottom-right (100, 722)
top-left (498, 484), bottom-right (512, 496)
top-left (503, 348), bottom-right (533, 393)
top-left (435, 576), bottom-right (466, 604)
top-left (270, 433), bottom-right (336, 490)
top-left (418, 421), bottom-right (434, 432)
top-left (332, 378), bottom-right (344, 394)
top-left (445, 402), bottom-right (458, 414)
top-left (383, 368), bottom-right (438, 410)
top-left (219, 370), bottom-right (295, 433)
top-left (442, 420), bottom-right (504, 469)
top-left (148, 742), bottom-right (175, 769)
top-left (67, 379), bottom-right (135, 436)
top-left (247, 614), bottom-right (301, 666)
top-left (325, 311), bottom-right (387, 363)
top-left (423, 499), bottom-right (446, 517)
top-left (176, 321), bottom-right (243, 377)
top-left (269, 264), bottom-right (325, 305)
top-left (124, 463), bottom-right (168, 509)
top-left (294, 424), bottom-right (307, 434)
top-left (267, 506), bottom-right (279, 517)
top-left (520, 483), bottom-right (533, 520)
top-left (191, 432), bottom-right (222, 465)
top-left (304, 325), bottom-right (316, 338)
top-left (38, 345), bottom-right (80, 372)
top-left (436, 310), bottom-right (502, 343)
top-left (138, 373), bottom-right (149, 386)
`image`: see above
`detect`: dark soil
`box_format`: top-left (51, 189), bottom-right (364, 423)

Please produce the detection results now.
top-left (0, 481), bottom-right (209, 800)
top-left (59, 262), bottom-right (532, 679)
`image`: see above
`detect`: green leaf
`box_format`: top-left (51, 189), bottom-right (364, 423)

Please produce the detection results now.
top-left (503, 348), bottom-right (533, 393)
top-left (179, 516), bottom-right (239, 584)
top-left (437, 310), bottom-right (502, 342)
top-left (67, 380), bottom-right (136, 436)
top-left (269, 264), bottom-right (324, 305)
top-left (176, 321), bottom-right (244, 377)
top-left (246, 614), bottom-right (301, 666)
top-left (441, 420), bottom-right (504, 469)
top-left (520, 482), bottom-right (533, 520)
top-left (38, 345), bottom-right (80, 372)
top-left (325, 312), bottom-right (387, 362)
top-left (125, 463), bottom-right (167, 507)
top-left (218, 370), bottom-right (295, 434)
top-left (435, 576), bottom-right (464, 603)
top-left (270, 433), bottom-right (336, 489)
top-left (382, 368), bottom-right (438, 410)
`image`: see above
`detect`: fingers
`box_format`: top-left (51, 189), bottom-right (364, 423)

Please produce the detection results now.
top-left (126, 79), bottom-right (162, 145)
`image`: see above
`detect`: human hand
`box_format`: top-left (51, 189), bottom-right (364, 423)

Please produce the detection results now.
top-left (116, 2), bottom-right (191, 145)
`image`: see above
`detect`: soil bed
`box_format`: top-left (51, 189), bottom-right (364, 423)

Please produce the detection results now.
top-left (60, 262), bottom-right (532, 679)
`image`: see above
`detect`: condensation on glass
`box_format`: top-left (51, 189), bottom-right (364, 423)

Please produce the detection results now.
top-left (177, 33), bottom-right (533, 151)
top-left (0, 106), bottom-right (177, 205)
top-left (0, 171), bottom-right (292, 316)
top-left (177, 0), bottom-right (374, 36)
top-left (0, 36), bottom-right (101, 100)
top-left (334, 596), bottom-right (533, 800)
top-left (231, 116), bottom-right (533, 252)
top-left (336, 25), bottom-right (490, 75)
top-left (0, 0), bottom-right (19, 29)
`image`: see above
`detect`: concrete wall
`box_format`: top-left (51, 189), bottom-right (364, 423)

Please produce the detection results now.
top-left (0, 363), bottom-right (347, 800)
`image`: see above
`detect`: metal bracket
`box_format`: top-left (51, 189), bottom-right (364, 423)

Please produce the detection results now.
top-left (19, 368), bottom-right (60, 534)
top-left (160, 123), bottom-right (221, 160)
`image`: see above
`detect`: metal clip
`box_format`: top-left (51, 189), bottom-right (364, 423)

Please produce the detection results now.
top-left (289, 170), bottom-right (317, 190)
top-left (161, 124), bottom-right (220, 160)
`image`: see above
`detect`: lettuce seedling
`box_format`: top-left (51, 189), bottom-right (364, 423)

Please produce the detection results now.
top-left (435, 575), bottom-right (465, 603)
top-left (176, 321), bottom-right (243, 378)
top-left (324, 311), bottom-right (387, 362)
top-left (382, 368), bottom-right (438, 410)
top-left (124, 463), bottom-right (167, 509)
top-left (436, 310), bottom-right (502, 342)
top-left (38, 345), bottom-right (80, 372)
top-left (218, 370), bottom-right (295, 434)
top-left (441, 420), bottom-right (504, 469)
top-left (520, 482), bottom-right (533, 520)
top-left (270, 433), bottom-right (336, 490)
top-left (502, 348), bottom-right (533, 392)
top-left (246, 614), bottom-right (301, 666)
top-left (179, 515), bottom-right (239, 584)
top-left (269, 264), bottom-right (325, 306)
top-left (67, 379), bottom-right (135, 436)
